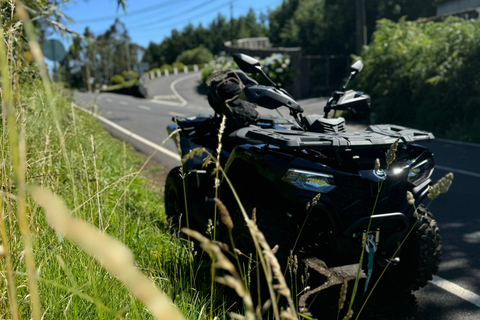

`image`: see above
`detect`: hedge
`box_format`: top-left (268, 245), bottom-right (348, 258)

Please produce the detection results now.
top-left (357, 17), bottom-right (480, 142)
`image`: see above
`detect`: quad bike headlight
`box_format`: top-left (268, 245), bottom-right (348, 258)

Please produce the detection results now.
top-left (282, 169), bottom-right (336, 193)
top-left (408, 158), bottom-right (434, 184)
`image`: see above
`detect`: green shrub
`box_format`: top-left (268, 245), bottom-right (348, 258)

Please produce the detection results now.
top-left (122, 70), bottom-right (138, 80)
top-left (357, 17), bottom-right (480, 142)
top-left (176, 46), bottom-right (213, 65)
top-left (109, 74), bottom-right (125, 85)
top-left (160, 64), bottom-right (173, 73)
top-left (172, 61), bottom-right (185, 71)
top-left (254, 53), bottom-right (294, 87)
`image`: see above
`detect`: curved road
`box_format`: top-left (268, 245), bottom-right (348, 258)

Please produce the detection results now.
top-left (73, 72), bottom-right (480, 320)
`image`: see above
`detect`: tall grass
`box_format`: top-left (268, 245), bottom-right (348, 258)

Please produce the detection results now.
top-left (0, 2), bottom-right (221, 319)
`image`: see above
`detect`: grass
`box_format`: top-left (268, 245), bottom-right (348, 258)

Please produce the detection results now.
top-left (0, 78), bottom-right (221, 318)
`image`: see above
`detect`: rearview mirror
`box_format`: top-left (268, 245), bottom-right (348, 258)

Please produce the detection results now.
top-left (232, 53), bottom-right (262, 74)
top-left (351, 60), bottom-right (363, 73)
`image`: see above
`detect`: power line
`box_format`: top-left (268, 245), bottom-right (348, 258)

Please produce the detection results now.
top-left (127, 0), bottom-right (224, 31)
top-left (72, 0), bottom-right (188, 24)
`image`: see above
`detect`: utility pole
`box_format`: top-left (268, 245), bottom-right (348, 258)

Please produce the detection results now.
top-left (125, 38), bottom-right (131, 73)
top-left (355, 0), bottom-right (367, 55)
top-left (230, 1), bottom-right (234, 46)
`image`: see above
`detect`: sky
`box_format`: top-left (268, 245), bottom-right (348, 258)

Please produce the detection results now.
top-left (58, 0), bottom-right (283, 49)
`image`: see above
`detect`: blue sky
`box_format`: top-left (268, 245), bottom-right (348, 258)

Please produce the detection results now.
top-left (59, 0), bottom-right (283, 48)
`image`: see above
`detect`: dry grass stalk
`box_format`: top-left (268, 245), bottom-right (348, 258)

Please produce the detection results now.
top-left (0, 11), bottom-right (41, 319)
top-left (246, 219), bottom-right (298, 319)
top-left (31, 187), bottom-right (186, 320)
top-left (182, 228), bottom-right (256, 320)
top-left (0, 188), bottom-right (19, 320)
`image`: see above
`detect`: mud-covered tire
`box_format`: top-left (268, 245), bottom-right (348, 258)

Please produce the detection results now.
top-left (164, 167), bottom-right (186, 227)
top-left (375, 204), bottom-right (442, 292)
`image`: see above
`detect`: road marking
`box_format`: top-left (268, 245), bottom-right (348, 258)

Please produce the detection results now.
top-left (153, 94), bottom-right (177, 100)
top-left (73, 103), bottom-right (181, 162)
top-left (149, 73), bottom-right (199, 107)
top-left (169, 111), bottom-right (186, 117)
top-left (436, 138), bottom-right (480, 148)
top-left (436, 165), bottom-right (480, 178)
top-left (138, 105), bottom-right (151, 111)
top-left (431, 275), bottom-right (480, 308)
top-left (119, 101), bottom-right (128, 105)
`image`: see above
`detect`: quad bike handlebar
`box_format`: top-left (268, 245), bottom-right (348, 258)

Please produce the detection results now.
top-left (232, 53), bottom-right (371, 126)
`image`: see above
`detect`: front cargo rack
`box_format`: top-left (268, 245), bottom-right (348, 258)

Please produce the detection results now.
top-left (240, 124), bottom-right (434, 149)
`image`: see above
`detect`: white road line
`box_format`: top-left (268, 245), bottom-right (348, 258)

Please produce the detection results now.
top-left (431, 275), bottom-right (480, 308)
top-left (119, 101), bottom-right (128, 105)
top-left (436, 165), bottom-right (480, 178)
top-left (138, 105), bottom-right (151, 111)
top-left (169, 111), bottom-right (186, 117)
top-left (73, 103), bottom-right (181, 162)
top-left (149, 73), bottom-right (199, 106)
top-left (436, 138), bottom-right (480, 148)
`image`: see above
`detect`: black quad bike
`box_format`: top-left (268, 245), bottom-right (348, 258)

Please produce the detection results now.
top-left (165, 53), bottom-right (441, 293)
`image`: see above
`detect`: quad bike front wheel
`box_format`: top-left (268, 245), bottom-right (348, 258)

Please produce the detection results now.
top-left (374, 204), bottom-right (442, 292)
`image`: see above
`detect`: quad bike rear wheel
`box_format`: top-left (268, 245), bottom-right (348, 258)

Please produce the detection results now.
top-left (374, 204), bottom-right (442, 292)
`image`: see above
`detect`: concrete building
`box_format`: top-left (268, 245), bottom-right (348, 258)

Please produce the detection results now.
top-left (437, 0), bottom-right (480, 16)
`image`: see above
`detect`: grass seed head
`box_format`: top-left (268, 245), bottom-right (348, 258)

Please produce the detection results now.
top-left (271, 244), bottom-right (279, 255)
top-left (428, 172), bottom-right (454, 200)
top-left (406, 191), bottom-right (415, 205)
top-left (374, 158), bottom-right (380, 171)
top-left (213, 240), bottom-right (230, 252)
top-left (342, 309), bottom-right (354, 320)
top-left (338, 279), bottom-right (348, 311)
top-left (312, 193), bottom-right (321, 206)
top-left (214, 198), bottom-right (233, 231)
top-left (386, 138), bottom-right (400, 165)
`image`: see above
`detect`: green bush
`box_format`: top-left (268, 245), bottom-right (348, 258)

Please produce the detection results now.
top-left (160, 64), bottom-right (173, 73)
top-left (202, 53), bottom-right (295, 89)
top-left (176, 46), bottom-right (214, 65)
top-left (172, 61), bottom-right (185, 72)
top-left (254, 53), bottom-right (294, 87)
top-left (109, 74), bottom-right (125, 85)
top-left (357, 17), bottom-right (480, 142)
top-left (122, 70), bottom-right (138, 81)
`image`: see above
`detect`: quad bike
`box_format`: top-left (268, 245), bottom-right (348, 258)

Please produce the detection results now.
top-left (164, 53), bottom-right (441, 293)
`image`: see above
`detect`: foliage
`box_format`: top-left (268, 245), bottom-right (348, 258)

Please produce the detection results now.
top-left (122, 70), bottom-right (138, 80)
top-left (110, 74), bottom-right (125, 85)
top-left (160, 63), bottom-right (173, 73)
top-left (172, 61), bottom-right (184, 72)
top-left (255, 53), bottom-right (295, 87)
top-left (202, 53), bottom-right (294, 88)
top-left (61, 21), bottom-right (143, 90)
top-left (142, 9), bottom-right (268, 67)
top-left (268, 0), bottom-right (439, 55)
top-left (356, 17), bottom-right (480, 142)
top-left (176, 45), bottom-right (213, 65)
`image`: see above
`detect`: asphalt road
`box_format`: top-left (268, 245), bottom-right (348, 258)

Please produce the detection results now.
top-left (74, 71), bottom-right (480, 320)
